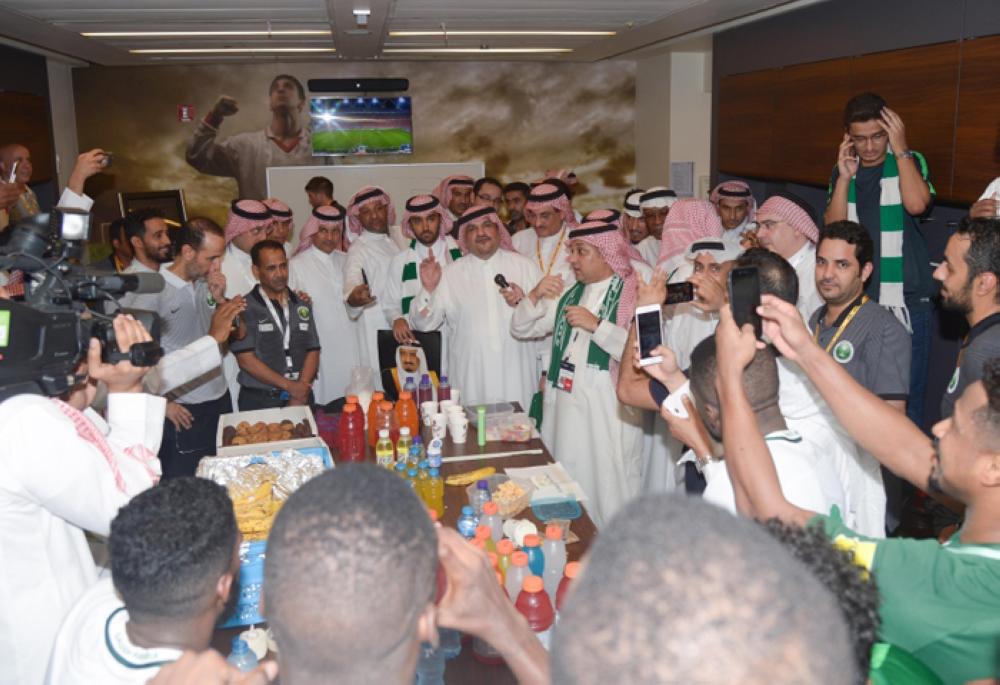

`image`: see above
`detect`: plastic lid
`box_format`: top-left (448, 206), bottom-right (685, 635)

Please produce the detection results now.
top-left (440, 375), bottom-right (449, 383)
top-left (421, 373), bottom-right (430, 382)
top-left (511, 551), bottom-right (529, 566)
top-left (372, 391), bottom-right (384, 400)
top-left (476, 479), bottom-right (490, 489)
top-left (522, 534), bottom-right (540, 548)
top-left (394, 463), bottom-right (406, 472)
top-left (400, 427), bottom-right (411, 436)
top-left (497, 539), bottom-right (515, 555)
top-left (461, 505), bottom-right (474, 516)
top-left (428, 467), bottom-right (439, 477)
top-left (407, 468), bottom-right (418, 477)
top-left (482, 501), bottom-right (499, 515)
top-left (419, 460), bottom-right (429, 469)
top-left (231, 637), bottom-right (248, 654)
top-left (474, 525), bottom-right (491, 540)
top-left (522, 575), bottom-right (544, 593)
top-left (346, 394), bottom-right (359, 403)
top-left (545, 524), bottom-right (562, 540)
top-left (343, 404), bottom-right (357, 413)
top-left (487, 551), bottom-right (498, 568)
top-left (380, 401), bottom-right (393, 410)
top-left (378, 429), bottom-right (390, 438)
top-left (565, 561), bottom-right (581, 579)
top-left (428, 508), bottom-right (439, 523)
top-left (413, 435), bottom-right (423, 444)
top-left (400, 391), bottom-right (412, 400)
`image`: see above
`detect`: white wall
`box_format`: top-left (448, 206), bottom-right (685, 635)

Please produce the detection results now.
top-left (45, 59), bottom-right (80, 191)
top-left (634, 53), bottom-right (671, 188)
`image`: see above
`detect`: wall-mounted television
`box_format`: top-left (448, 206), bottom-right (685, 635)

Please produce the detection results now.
top-left (309, 96), bottom-right (413, 157)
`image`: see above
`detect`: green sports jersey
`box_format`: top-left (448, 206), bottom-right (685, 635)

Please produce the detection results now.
top-left (812, 507), bottom-right (1000, 683)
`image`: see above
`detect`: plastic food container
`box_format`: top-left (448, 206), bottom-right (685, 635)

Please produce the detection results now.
top-left (465, 474), bottom-right (533, 518)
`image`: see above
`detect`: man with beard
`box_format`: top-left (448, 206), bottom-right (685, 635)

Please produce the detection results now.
top-left (639, 186), bottom-right (677, 242)
top-left (343, 186), bottom-right (403, 390)
top-left (934, 217), bottom-right (1000, 418)
top-left (623, 188), bottom-right (659, 266)
top-left (716, 294), bottom-right (1000, 685)
top-left (410, 206), bottom-right (541, 411)
top-left (290, 205), bottom-right (360, 409)
top-left (122, 208), bottom-right (172, 275)
top-left (384, 195), bottom-right (462, 345)
top-left (710, 180), bottom-right (757, 251)
top-left (263, 198), bottom-right (295, 255)
top-left (186, 74), bottom-right (314, 200)
top-left (232, 240), bottom-right (320, 410)
top-left (433, 174), bottom-right (475, 226)
top-left (503, 181), bottom-right (530, 234)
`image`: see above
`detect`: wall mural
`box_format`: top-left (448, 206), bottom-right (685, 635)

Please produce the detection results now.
top-left (73, 60), bottom-right (636, 226)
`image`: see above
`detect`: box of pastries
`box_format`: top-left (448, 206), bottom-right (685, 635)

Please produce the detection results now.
top-left (216, 406), bottom-right (324, 455)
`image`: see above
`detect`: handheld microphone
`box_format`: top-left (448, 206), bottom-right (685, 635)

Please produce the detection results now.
top-left (494, 274), bottom-right (510, 289)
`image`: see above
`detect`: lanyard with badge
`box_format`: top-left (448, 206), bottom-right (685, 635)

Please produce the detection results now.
top-left (262, 293), bottom-right (298, 383)
top-left (814, 295), bottom-right (868, 354)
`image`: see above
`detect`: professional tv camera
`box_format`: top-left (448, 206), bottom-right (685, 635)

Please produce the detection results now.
top-left (0, 208), bottom-right (165, 401)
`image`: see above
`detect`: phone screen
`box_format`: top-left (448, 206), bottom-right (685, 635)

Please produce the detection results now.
top-left (636, 308), bottom-right (663, 361)
top-left (665, 282), bottom-right (694, 305)
top-left (727, 266), bottom-right (763, 339)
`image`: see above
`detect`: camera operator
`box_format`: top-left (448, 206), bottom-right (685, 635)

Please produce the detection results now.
top-left (0, 314), bottom-right (166, 685)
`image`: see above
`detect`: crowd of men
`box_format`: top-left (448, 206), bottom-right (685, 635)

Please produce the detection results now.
top-left (1, 89), bottom-right (999, 684)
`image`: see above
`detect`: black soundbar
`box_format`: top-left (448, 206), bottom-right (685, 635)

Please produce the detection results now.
top-left (307, 78), bottom-right (409, 93)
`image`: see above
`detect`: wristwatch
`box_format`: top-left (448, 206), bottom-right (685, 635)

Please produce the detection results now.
top-left (895, 149), bottom-right (915, 160)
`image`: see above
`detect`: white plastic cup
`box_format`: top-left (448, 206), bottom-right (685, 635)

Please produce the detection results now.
top-left (450, 389), bottom-right (460, 405)
top-left (420, 401), bottom-right (437, 425)
top-left (438, 399), bottom-right (456, 414)
top-left (450, 422), bottom-right (468, 442)
top-left (431, 413), bottom-right (448, 439)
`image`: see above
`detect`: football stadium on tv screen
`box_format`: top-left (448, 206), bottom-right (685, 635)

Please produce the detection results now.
top-left (309, 96), bottom-right (413, 157)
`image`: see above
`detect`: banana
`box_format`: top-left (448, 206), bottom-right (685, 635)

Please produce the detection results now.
top-left (445, 466), bottom-right (496, 486)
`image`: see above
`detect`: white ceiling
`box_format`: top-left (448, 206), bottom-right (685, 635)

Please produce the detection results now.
top-left (0, 0), bottom-right (817, 65)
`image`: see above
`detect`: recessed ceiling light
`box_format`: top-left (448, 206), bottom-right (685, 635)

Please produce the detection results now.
top-left (389, 30), bottom-right (615, 37)
top-left (130, 47), bottom-right (336, 54)
top-left (383, 47), bottom-right (573, 54)
top-left (84, 30), bottom-right (332, 37)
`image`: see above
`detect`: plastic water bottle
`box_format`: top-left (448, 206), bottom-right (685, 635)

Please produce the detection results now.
top-left (515, 576), bottom-right (555, 650)
top-left (439, 627), bottom-right (462, 660)
top-left (438, 375), bottom-right (451, 401)
top-left (556, 561), bottom-right (581, 618)
top-left (470, 479), bottom-right (491, 515)
top-left (406, 467), bottom-right (419, 490)
top-left (417, 373), bottom-right (434, 406)
top-left (375, 429), bottom-right (395, 469)
top-left (396, 427), bottom-right (413, 465)
top-left (457, 505), bottom-right (479, 539)
top-left (394, 462), bottom-right (407, 478)
top-left (542, 525), bottom-right (566, 602)
top-left (480, 501), bottom-right (503, 543)
top-left (523, 534), bottom-right (545, 577)
top-left (504, 551), bottom-right (530, 601)
top-left (426, 438), bottom-right (443, 469)
top-left (425, 467), bottom-right (444, 519)
top-left (415, 642), bottom-right (445, 685)
top-left (227, 637), bottom-right (259, 673)
top-left (412, 435), bottom-right (425, 462)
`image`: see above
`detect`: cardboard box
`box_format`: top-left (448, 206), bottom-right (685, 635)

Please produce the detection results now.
top-left (216, 406), bottom-right (323, 456)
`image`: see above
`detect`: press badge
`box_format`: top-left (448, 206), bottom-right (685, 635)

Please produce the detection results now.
top-left (557, 360), bottom-right (576, 393)
top-left (298, 323), bottom-right (309, 331)
top-left (259, 323), bottom-right (275, 332)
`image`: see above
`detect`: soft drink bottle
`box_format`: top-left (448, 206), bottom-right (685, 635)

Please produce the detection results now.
top-left (375, 429), bottom-right (395, 469)
top-left (480, 501), bottom-right (503, 543)
top-left (496, 539), bottom-right (514, 581)
top-left (339, 404), bottom-right (365, 462)
top-left (412, 435), bottom-right (425, 462)
top-left (522, 534), bottom-right (545, 577)
top-left (227, 637), bottom-right (259, 673)
top-left (406, 467), bottom-right (419, 490)
top-left (474, 525), bottom-right (496, 555)
top-left (504, 551), bottom-right (530, 601)
top-left (556, 561), bottom-right (581, 615)
top-left (375, 400), bottom-right (398, 447)
top-left (366, 390), bottom-right (384, 446)
top-left (515, 576), bottom-right (555, 650)
top-left (395, 391), bottom-right (420, 437)
top-left (417, 373), bottom-right (434, 406)
top-left (396, 427), bottom-right (413, 465)
top-left (438, 375), bottom-right (451, 401)
top-left (542, 525), bottom-right (566, 602)
top-left (425, 467), bottom-right (444, 519)
top-left (394, 461), bottom-right (408, 478)
top-left (415, 463), bottom-right (431, 507)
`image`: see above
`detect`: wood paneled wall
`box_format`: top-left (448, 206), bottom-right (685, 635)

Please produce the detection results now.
top-left (716, 35), bottom-right (1000, 204)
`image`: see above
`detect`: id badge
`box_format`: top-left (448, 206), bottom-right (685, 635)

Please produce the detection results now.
top-left (285, 371), bottom-right (300, 381)
top-left (556, 360), bottom-right (575, 393)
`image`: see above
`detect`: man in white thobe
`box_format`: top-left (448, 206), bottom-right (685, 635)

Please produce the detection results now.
top-left (343, 186), bottom-right (403, 392)
top-left (511, 221), bottom-right (644, 527)
top-left (0, 316), bottom-right (164, 685)
top-left (290, 205), bottom-right (360, 407)
top-left (756, 192), bottom-right (824, 321)
top-left (710, 180), bottom-right (758, 252)
top-left (410, 206), bottom-right (541, 411)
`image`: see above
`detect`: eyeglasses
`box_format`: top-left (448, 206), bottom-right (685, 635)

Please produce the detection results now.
top-left (849, 131), bottom-right (888, 146)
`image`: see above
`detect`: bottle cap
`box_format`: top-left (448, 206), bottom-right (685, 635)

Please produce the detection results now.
top-left (461, 505), bottom-right (474, 516)
top-left (343, 404), bottom-right (357, 413)
top-left (394, 462), bottom-right (406, 472)
top-left (372, 391), bottom-right (385, 401)
top-left (380, 401), bottom-right (393, 410)
top-left (231, 637), bottom-right (248, 654)
top-left (400, 391), bottom-right (412, 400)
top-left (564, 561), bottom-right (581, 579)
top-left (407, 468), bottom-right (418, 477)
top-left (476, 479), bottom-right (490, 490)
top-left (428, 467), bottom-right (440, 477)
top-left (511, 551), bottom-right (529, 566)
top-left (487, 551), bottom-right (498, 568)
top-left (418, 460), bottom-right (429, 468)
top-left (545, 524), bottom-right (562, 540)
top-left (497, 539), bottom-right (515, 555)
top-left (428, 508), bottom-right (439, 523)
top-left (440, 375), bottom-right (449, 384)
top-left (400, 427), bottom-right (411, 436)
top-left (522, 534), bottom-right (540, 548)
top-left (421, 373), bottom-right (430, 381)
top-left (522, 575), bottom-right (544, 593)
top-left (378, 429), bottom-right (390, 438)
top-left (475, 524), bottom-right (491, 540)
top-left (413, 435), bottom-right (423, 444)
top-left (346, 394), bottom-right (359, 404)
top-left (482, 501), bottom-right (498, 515)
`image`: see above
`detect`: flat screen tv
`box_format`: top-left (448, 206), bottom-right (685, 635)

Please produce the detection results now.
top-left (309, 96), bottom-right (413, 157)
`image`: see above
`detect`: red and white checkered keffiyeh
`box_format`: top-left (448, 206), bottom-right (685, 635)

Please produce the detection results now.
top-left (526, 182), bottom-right (577, 228)
top-left (346, 186), bottom-right (396, 236)
top-left (710, 180), bottom-right (757, 223)
top-left (657, 199), bottom-right (723, 267)
top-left (757, 194), bottom-right (819, 243)
top-left (585, 208), bottom-right (647, 265)
top-left (455, 206), bottom-right (514, 253)
top-left (402, 194), bottom-right (453, 242)
top-left (295, 204), bottom-right (346, 256)
top-left (263, 198), bottom-right (295, 233)
top-left (225, 199), bottom-right (272, 244)
top-left (567, 220), bottom-right (638, 381)
top-left (432, 175), bottom-right (474, 213)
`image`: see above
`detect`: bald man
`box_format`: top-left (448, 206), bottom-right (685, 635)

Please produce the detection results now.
top-left (0, 144), bottom-right (40, 226)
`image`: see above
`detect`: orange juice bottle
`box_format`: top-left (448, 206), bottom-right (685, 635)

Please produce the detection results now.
top-left (367, 391), bottom-right (385, 447)
top-left (394, 391), bottom-right (420, 437)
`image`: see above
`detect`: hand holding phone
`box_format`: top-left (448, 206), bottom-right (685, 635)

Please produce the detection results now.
top-left (727, 266), bottom-right (762, 339)
top-left (634, 304), bottom-right (664, 367)
top-left (664, 281), bottom-right (694, 305)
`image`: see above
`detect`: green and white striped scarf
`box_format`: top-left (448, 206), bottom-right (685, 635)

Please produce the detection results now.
top-left (547, 276), bottom-right (623, 386)
top-left (400, 238), bottom-right (462, 314)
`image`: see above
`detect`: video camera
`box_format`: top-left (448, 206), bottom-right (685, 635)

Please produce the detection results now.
top-left (0, 208), bottom-right (165, 401)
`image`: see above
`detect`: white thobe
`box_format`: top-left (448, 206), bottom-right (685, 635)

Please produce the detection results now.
top-left (721, 217), bottom-right (753, 252)
top-left (511, 276), bottom-right (643, 527)
top-left (221, 245), bottom-right (257, 299)
top-left (343, 231), bottom-right (402, 391)
top-left (788, 241), bottom-right (824, 322)
top-left (290, 246), bottom-right (360, 405)
top-left (634, 236), bottom-right (661, 267)
top-left (410, 249), bottom-right (541, 411)
top-left (0, 393), bottom-right (164, 685)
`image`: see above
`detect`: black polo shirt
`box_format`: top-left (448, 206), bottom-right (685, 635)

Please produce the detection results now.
top-left (940, 312), bottom-right (1000, 418)
top-left (230, 285), bottom-right (321, 392)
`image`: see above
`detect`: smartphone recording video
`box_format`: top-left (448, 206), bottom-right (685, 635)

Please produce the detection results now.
top-left (635, 304), bottom-right (664, 367)
top-left (727, 266), bottom-right (763, 339)
top-left (664, 282), bottom-right (694, 305)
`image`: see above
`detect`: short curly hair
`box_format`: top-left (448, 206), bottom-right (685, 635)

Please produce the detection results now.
top-left (109, 477), bottom-right (237, 621)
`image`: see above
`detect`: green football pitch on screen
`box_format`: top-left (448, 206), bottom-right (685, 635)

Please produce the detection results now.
top-left (312, 128), bottom-right (412, 154)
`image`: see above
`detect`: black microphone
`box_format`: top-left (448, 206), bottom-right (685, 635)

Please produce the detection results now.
top-left (494, 274), bottom-right (510, 289)
top-left (93, 272), bottom-right (165, 294)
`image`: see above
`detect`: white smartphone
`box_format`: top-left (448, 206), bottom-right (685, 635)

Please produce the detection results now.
top-left (634, 303), bottom-right (664, 367)
top-left (662, 380), bottom-right (694, 419)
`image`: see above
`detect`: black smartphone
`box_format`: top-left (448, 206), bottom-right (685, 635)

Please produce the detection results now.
top-left (727, 266), bottom-right (763, 339)
top-left (664, 282), bottom-right (694, 305)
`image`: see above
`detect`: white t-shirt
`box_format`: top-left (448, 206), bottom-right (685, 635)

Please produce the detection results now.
top-left (45, 578), bottom-right (182, 684)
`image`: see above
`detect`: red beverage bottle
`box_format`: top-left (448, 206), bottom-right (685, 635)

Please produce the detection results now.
top-left (555, 561), bottom-right (581, 613)
top-left (395, 391), bottom-right (420, 438)
top-left (515, 576), bottom-right (555, 650)
top-left (366, 391), bottom-right (384, 447)
top-left (339, 404), bottom-right (365, 462)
